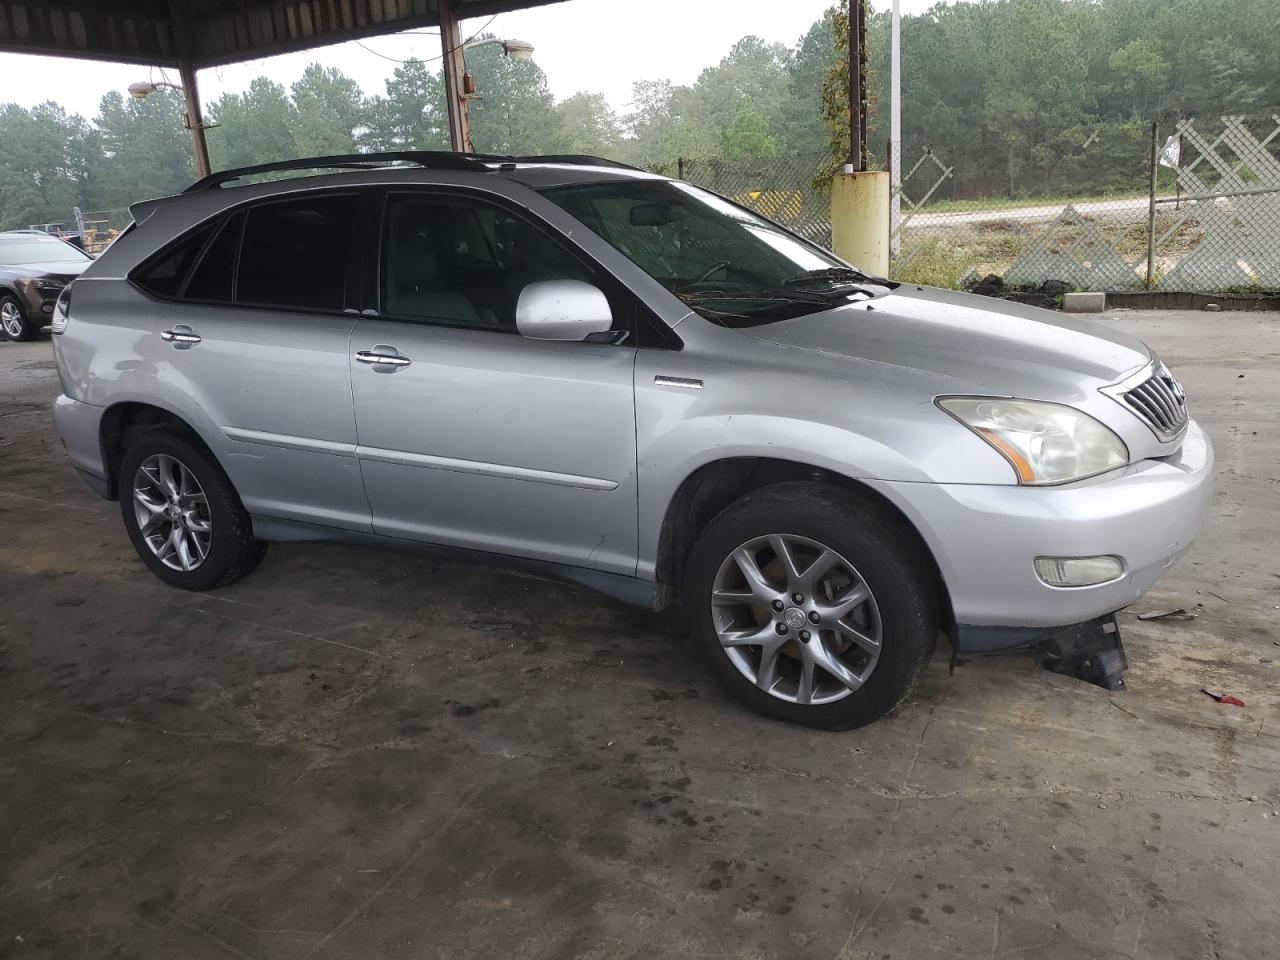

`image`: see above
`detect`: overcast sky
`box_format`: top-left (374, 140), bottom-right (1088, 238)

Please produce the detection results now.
top-left (0, 0), bottom-right (939, 120)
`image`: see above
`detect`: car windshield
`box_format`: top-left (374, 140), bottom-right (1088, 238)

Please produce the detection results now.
top-left (0, 237), bottom-right (90, 265)
top-left (540, 179), bottom-right (891, 326)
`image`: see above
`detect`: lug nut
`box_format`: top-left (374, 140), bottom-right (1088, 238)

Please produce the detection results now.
top-left (792, 593), bottom-right (804, 604)
top-left (771, 599), bottom-right (784, 612)
top-left (799, 630), bottom-right (811, 642)
top-left (808, 611), bottom-right (820, 624)
top-left (776, 623), bottom-right (789, 636)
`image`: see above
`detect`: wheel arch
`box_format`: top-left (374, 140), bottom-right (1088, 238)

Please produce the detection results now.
top-left (653, 456), bottom-right (955, 637)
top-left (99, 400), bottom-right (220, 500)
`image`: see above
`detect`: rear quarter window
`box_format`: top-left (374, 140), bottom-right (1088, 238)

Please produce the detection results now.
top-left (131, 222), bottom-right (216, 299)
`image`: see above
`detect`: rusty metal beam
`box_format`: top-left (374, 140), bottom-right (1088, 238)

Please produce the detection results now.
top-left (169, 0), bottom-right (211, 179)
top-left (438, 0), bottom-right (471, 153)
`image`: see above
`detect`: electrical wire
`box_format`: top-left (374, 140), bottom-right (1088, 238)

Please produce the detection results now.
top-left (353, 14), bottom-right (498, 64)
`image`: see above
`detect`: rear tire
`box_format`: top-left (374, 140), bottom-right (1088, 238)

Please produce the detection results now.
top-left (1, 295), bottom-right (36, 342)
top-left (118, 428), bottom-right (267, 590)
top-left (684, 481), bottom-right (938, 730)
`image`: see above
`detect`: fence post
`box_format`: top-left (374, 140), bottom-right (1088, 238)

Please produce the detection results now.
top-left (677, 157), bottom-right (685, 182)
top-left (1145, 121), bottom-right (1158, 290)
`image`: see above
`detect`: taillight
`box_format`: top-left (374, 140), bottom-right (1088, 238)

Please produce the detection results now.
top-left (51, 282), bottom-right (72, 334)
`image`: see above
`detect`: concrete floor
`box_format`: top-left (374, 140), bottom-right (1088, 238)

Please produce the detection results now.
top-left (1, 310), bottom-right (1277, 960)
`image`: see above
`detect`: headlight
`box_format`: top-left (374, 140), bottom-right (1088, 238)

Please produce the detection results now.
top-left (937, 396), bottom-right (1129, 485)
top-left (18, 278), bottom-right (66, 295)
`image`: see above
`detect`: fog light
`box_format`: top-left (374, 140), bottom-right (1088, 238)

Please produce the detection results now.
top-left (1034, 555), bottom-right (1124, 587)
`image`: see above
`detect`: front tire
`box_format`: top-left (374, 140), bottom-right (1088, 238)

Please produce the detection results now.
top-left (684, 482), bottom-right (938, 730)
top-left (118, 429), bottom-right (267, 590)
top-left (1, 294), bottom-right (36, 342)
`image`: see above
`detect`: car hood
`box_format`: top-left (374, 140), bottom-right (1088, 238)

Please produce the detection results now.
top-left (2, 259), bottom-right (92, 282)
top-left (735, 285), bottom-right (1150, 397)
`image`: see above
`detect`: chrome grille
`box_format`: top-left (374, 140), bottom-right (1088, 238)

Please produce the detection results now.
top-left (1114, 363), bottom-right (1188, 441)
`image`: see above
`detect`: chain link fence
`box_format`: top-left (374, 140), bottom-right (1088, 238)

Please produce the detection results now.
top-left (677, 154), bottom-right (833, 249)
top-left (888, 141), bottom-right (1155, 291)
top-left (670, 113), bottom-right (1280, 296)
top-left (1151, 115), bottom-right (1280, 291)
top-left (76, 209), bottom-right (130, 254)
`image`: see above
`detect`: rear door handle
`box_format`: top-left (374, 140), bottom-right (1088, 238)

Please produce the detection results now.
top-left (355, 347), bottom-right (411, 369)
top-left (160, 325), bottom-right (201, 349)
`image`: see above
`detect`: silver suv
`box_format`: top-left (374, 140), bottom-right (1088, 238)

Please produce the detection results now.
top-left (51, 152), bottom-right (1213, 728)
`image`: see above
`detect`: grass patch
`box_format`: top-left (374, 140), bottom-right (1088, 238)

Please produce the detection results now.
top-left (920, 190), bottom-right (1148, 213)
top-left (893, 224), bottom-right (1031, 288)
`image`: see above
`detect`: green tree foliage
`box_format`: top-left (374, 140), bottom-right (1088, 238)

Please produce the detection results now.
top-left (0, 102), bottom-right (96, 227)
top-left (465, 38), bottom-right (563, 154)
top-left (621, 34), bottom-right (815, 168)
top-left (720, 103), bottom-right (779, 160)
top-left (2, 0), bottom-right (1278, 227)
top-left (623, 80), bottom-right (717, 170)
top-left (93, 90), bottom-right (194, 207)
top-left (206, 78), bottom-right (299, 169)
top-left (363, 58), bottom-right (449, 151)
top-left (839, 0), bottom-right (1280, 198)
top-left (781, 11), bottom-right (838, 155)
top-left (291, 64), bottom-right (367, 155)
top-left (548, 92), bottom-right (622, 155)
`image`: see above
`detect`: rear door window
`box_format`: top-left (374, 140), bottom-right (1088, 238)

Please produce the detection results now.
top-left (237, 194), bottom-right (358, 311)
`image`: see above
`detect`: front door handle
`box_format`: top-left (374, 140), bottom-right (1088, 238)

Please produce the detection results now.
top-left (160, 325), bottom-right (201, 349)
top-left (355, 346), bottom-right (411, 370)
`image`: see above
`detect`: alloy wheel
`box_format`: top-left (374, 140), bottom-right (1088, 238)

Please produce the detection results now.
top-left (710, 534), bottom-right (882, 705)
top-left (132, 454), bottom-right (212, 572)
top-left (1, 301), bottom-right (23, 339)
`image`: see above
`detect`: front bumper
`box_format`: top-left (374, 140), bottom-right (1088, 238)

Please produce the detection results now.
top-left (17, 285), bottom-right (60, 323)
top-left (869, 419), bottom-right (1214, 651)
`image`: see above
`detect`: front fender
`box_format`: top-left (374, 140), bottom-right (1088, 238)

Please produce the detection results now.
top-left (635, 411), bottom-right (939, 580)
top-left (632, 332), bottom-right (1016, 577)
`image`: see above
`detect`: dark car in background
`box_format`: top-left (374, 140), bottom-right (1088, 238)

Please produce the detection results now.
top-left (0, 231), bottom-right (92, 341)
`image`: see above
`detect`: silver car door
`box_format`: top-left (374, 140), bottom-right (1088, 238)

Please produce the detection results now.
top-left (349, 189), bottom-right (639, 574)
top-left (133, 191), bottom-right (368, 531)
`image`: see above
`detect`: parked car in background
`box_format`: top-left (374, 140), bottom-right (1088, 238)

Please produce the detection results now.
top-left (0, 231), bottom-right (92, 341)
top-left (25, 223), bottom-right (87, 250)
top-left (49, 152), bottom-right (1212, 728)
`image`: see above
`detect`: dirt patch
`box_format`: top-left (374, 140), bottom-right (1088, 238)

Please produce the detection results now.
top-left (252, 663), bottom-right (383, 763)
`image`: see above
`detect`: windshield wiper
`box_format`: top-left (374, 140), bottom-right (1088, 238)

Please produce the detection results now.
top-left (679, 289), bottom-right (834, 306)
top-left (782, 266), bottom-right (890, 287)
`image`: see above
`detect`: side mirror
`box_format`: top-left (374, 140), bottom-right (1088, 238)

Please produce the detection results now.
top-left (516, 279), bottom-right (614, 342)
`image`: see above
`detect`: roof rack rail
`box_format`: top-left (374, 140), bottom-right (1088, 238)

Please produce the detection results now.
top-left (184, 151), bottom-right (490, 192)
top-left (475, 153), bottom-right (644, 172)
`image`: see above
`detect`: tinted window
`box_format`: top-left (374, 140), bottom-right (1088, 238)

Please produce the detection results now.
top-left (183, 212), bottom-right (243, 302)
top-left (133, 223), bottom-right (216, 298)
top-left (0, 237), bottom-right (91, 264)
top-left (237, 194), bottom-right (356, 310)
top-left (381, 194), bottom-right (596, 331)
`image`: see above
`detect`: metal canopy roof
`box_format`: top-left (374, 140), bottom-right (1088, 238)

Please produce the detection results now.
top-left (0, 0), bottom-right (561, 67)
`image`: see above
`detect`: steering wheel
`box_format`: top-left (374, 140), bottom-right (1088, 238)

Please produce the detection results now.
top-left (691, 259), bottom-right (731, 284)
